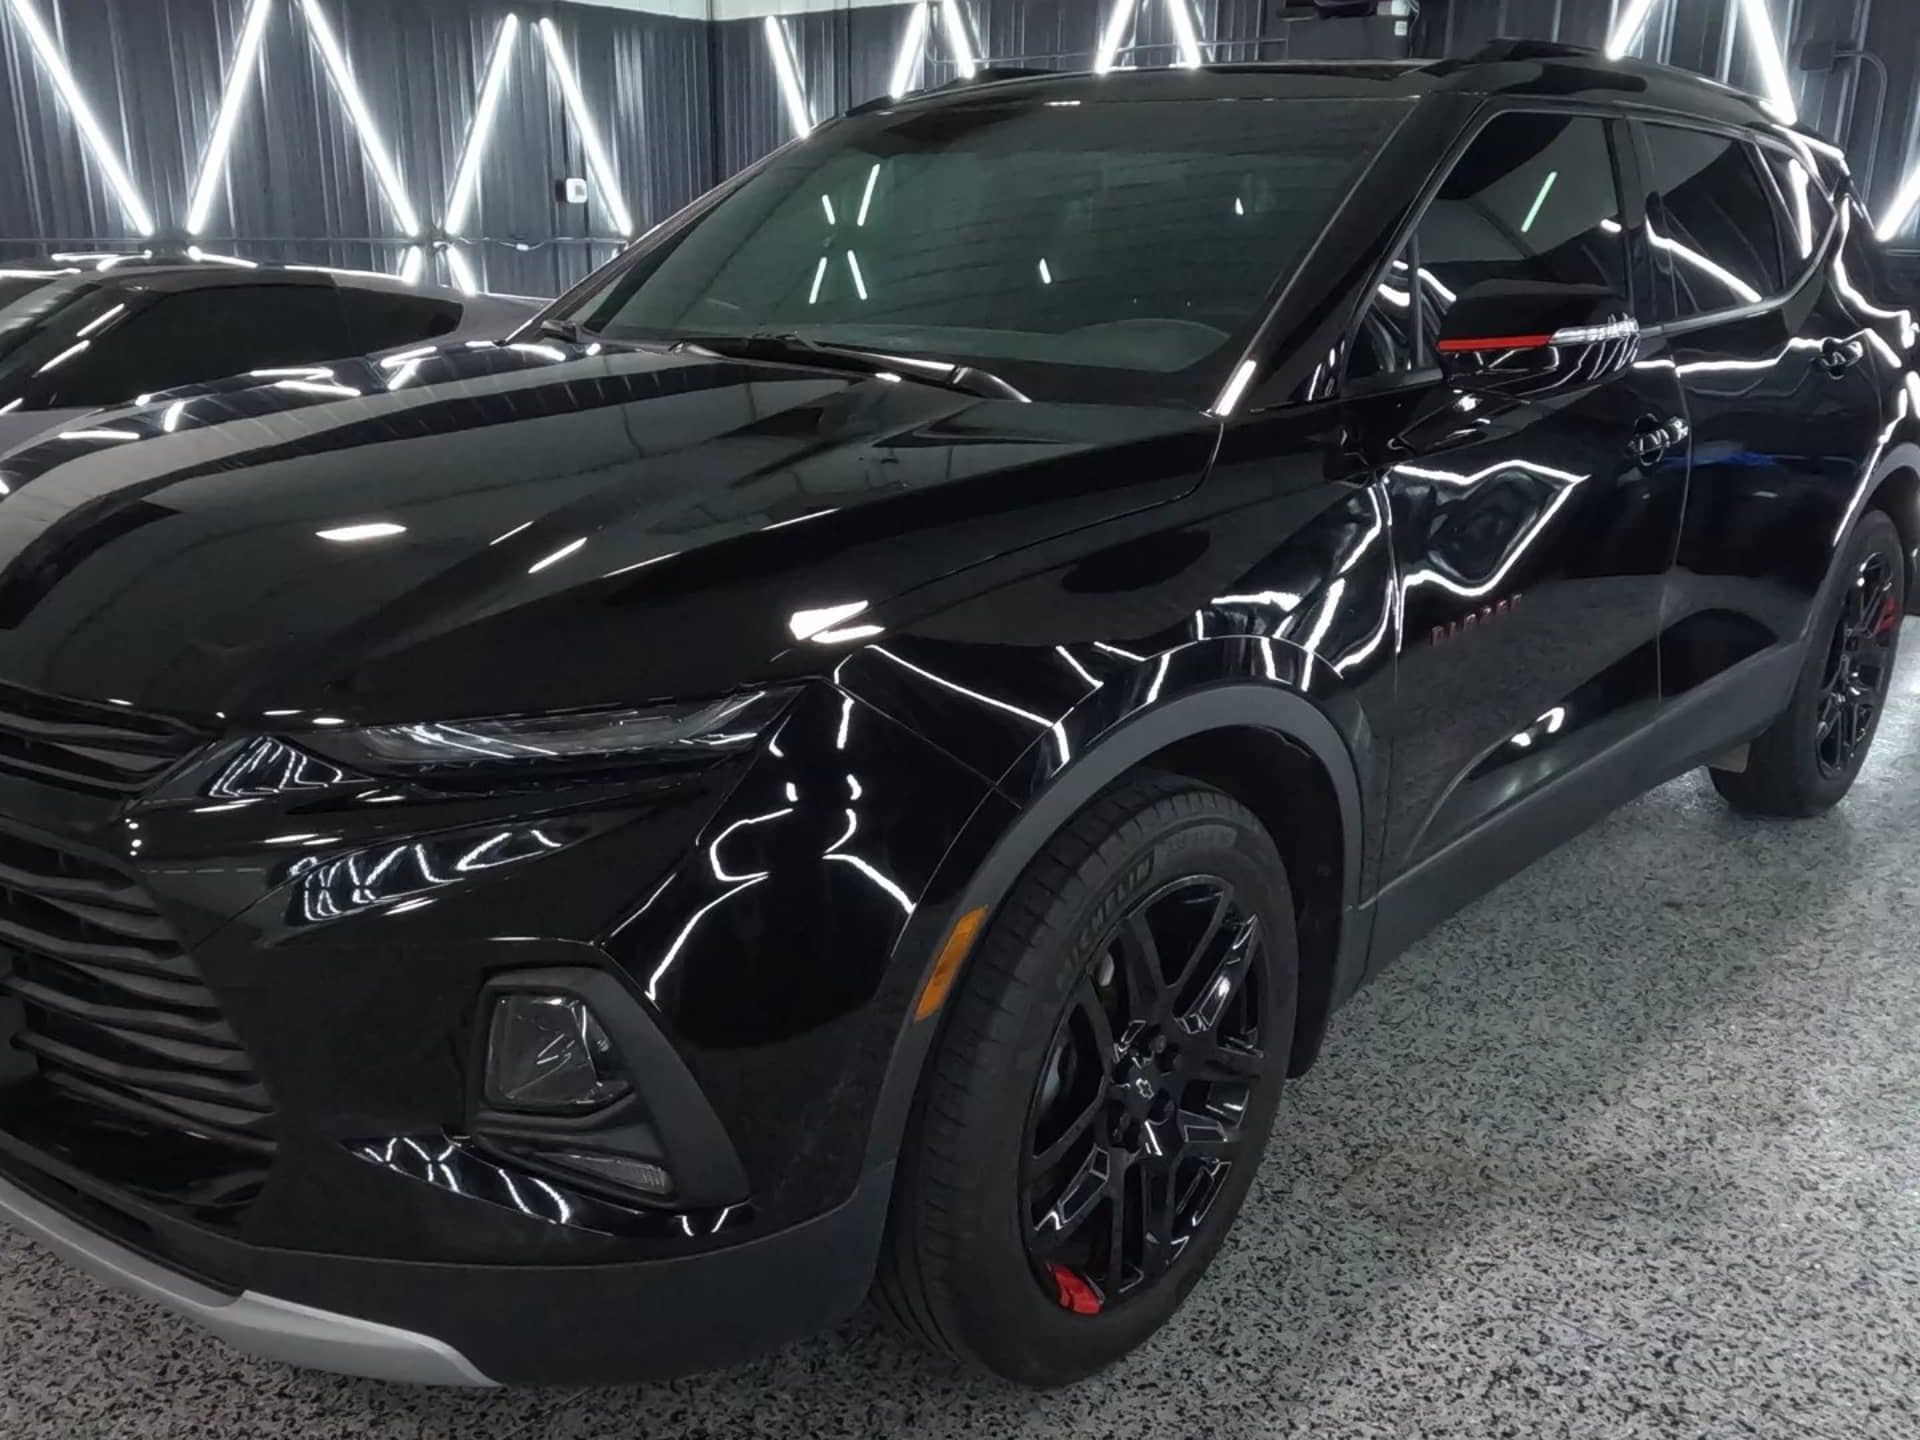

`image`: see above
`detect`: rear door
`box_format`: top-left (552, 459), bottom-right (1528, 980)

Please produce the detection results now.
top-left (1346, 108), bottom-right (1692, 880)
top-left (1638, 121), bottom-right (1885, 698)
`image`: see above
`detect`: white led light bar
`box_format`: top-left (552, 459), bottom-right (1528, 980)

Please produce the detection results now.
top-left (764, 15), bottom-right (813, 139)
top-left (1608, 0), bottom-right (1794, 124)
top-left (445, 246), bottom-right (480, 296)
top-left (187, 0), bottom-right (275, 235)
top-left (300, 0), bottom-right (422, 236)
top-left (4, 0), bottom-right (155, 235)
top-left (889, 3), bottom-right (931, 98)
top-left (938, 0), bottom-right (977, 80)
top-left (538, 18), bottom-right (634, 237)
top-left (1095, 0), bottom-right (1205, 74)
top-left (446, 14), bottom-right (521, 238)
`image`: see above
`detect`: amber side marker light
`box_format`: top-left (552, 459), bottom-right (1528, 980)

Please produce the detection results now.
top-left (915, 905), bottom-right (989, 1021)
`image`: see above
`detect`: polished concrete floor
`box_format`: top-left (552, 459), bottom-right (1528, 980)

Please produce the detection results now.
top-left (7, 659), bottom-right (1920, 1439)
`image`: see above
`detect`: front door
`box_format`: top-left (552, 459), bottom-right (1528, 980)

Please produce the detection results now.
top-left (1350, 108), bottom-right (1692, 882)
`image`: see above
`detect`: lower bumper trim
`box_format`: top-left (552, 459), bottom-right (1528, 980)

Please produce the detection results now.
top-left (0, 1172), bottom-right (496, 1387)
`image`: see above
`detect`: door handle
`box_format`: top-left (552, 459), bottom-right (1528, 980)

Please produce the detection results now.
top-left (1630, 415), bottom-right (1689, 463)
top-left (1815, 337), bottom-right (1867, 377)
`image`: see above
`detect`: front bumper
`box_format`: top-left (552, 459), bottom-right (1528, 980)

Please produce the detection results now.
top-left (0, 1147), bottom-right (894, 1385)
top-left (0, 681), bottom-right (992, 1382)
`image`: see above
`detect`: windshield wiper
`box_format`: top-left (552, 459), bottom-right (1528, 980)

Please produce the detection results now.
top-left (668, 332), bottom-right (1028, 402)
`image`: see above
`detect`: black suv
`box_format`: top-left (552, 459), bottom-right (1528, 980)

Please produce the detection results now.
top-left (0, 43), bottom-right (1912, 1389)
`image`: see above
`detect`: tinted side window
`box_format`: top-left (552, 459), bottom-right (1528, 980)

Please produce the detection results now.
top-left (1415, 112), bottom-right (1629, 353)
top-left (1755, 145), bottom-right (1836, 268)
top-left (1643, 125), bottom-right (1787, 318)
top-left (38, 285), bottom-right (464, 408)
top-left (330, 288), bottom-right (461, 354)
top-left (42, 287), bottom-right (336, 408)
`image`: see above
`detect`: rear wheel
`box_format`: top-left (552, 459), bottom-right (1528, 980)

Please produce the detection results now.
top-left (1713, 509), bottom-right (1905, 817)
top-left (876, 773), bottom-right (1297, 1386)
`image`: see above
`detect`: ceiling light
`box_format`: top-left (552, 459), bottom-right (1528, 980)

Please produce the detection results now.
top-left (4, 0), bottom-right (155, 234)
top-left (938, 0), bottom-right (977, 80)
top-left (300, 0), bottom-right (422, 235)
top-left (186, 0), bottom-right (274, 235)
top-left (1604, 0), bottom-right (1660, 59)
top-left (446, 15), bottom-right (521, 237)
top-left (538, 18), bottom-right (634, 236)
top-left (764, 15), bottom-right (813, 139)
top-left (889, 3), bottom-right (930, 98)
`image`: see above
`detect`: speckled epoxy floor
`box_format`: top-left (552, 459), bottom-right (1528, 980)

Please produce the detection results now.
top-left (8, 660), bottom-right (1920, 1439)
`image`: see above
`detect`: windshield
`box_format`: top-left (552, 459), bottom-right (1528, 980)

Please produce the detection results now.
top-left (566, 96), bottom-right (1410, 402)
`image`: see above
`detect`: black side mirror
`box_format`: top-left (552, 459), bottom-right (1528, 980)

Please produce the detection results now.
top-left (1434, 280), bottom-right (1640, 400)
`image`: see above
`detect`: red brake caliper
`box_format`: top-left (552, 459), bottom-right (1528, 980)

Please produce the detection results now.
top-left (1877, 595), bottom-right (1900, 637)
top-left (1045, 1263), bottom-right (1104, 1316)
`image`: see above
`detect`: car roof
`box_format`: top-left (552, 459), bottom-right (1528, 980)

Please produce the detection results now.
top-left (862, 40), bottom-right (1785, 136)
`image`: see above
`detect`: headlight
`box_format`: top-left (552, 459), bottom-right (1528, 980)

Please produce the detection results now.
top-left (298, 689), bottom-right (794, 776)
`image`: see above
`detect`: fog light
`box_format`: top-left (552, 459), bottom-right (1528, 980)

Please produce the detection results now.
top-left (484, 993), bottom-right (630, 1111)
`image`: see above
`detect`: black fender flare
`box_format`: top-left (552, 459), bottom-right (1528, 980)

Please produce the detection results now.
top-left (860, 677), bottom-right (1365, 1175)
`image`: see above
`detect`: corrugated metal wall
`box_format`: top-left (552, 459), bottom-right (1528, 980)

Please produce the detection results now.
top-left (1, 0), bottom-right (1913, 300)
top-left (0, 0), bottom-right (713, 295)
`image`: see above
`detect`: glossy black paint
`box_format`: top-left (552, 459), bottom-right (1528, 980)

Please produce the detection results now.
top-left (0, 46), bottom-right (1915, 1384)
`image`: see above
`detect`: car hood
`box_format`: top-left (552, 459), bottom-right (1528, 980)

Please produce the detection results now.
top-left (0, 340), bottom-right (1214, 725)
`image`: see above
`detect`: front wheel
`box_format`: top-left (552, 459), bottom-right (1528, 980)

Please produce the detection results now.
top-left (1713, 508), bottom-right (1905, 817)
top-left (876, 773), bottom-right (1297, 1386)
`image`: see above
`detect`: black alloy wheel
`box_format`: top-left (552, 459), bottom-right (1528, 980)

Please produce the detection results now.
top-left (1815, 549), bottom-right (1900, 777)
top-left (1712, 508), bottom-right (1906, 818)
top-left (1021, 877), bottom-right (1268, 1316)
top-left (877, 773), bottom-right (1297, 1386)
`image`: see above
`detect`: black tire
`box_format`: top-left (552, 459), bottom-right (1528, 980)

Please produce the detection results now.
top-left (1712, 508), bottom-right (1906, 817)
top-left (875, 772), bottom-right (1297, 1387)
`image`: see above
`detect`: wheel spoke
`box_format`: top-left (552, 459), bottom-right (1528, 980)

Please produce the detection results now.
top-left (1136, 1157), bottom-right (1184, 1281)
top-left (1032, 1086), bottom-right (1105, 1174)
top-left (1169, 884), bottom-right (1235, 995)
top-left (1173, 1105), bottom-right (1237, 1159)
top-left (1115, 911), bottom-right (1167, 1020)
top-left (1070, 978), bottom-right (1119, 1070)
top-left (1191, 1037), bottom-right (1268, 1084)
top-left (1174, 918), bottom-right (1260, 1038)
top-left (1031, 1144), bottom-right (1112, 1255)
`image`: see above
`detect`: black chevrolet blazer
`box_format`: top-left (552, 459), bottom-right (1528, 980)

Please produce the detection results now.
top-left (0, 41), bottom-right (1913, 1388)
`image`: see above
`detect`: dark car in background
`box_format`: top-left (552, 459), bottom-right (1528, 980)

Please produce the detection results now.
top-left (0, 41), bottom-right (1914, 1389)
top-left (0, 258), bottom-right (534, 454)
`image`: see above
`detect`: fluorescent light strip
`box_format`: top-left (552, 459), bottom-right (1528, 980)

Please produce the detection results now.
top-left (537, 18), bottom-right (634, 237)
top-left (1165, 0), bottom-right (1204, 69)
top-left (300, 0), bottom-right (421, 235)
top-left (764, 15), bottom-right (813, 139)
top-left (846, 250), bottom-right (868, 300)
top-left (4, 0), bottom-right (155, 234)
top-left (889, 3), bottom-right (929, 98)
top-left (1604, 0), bottom-right (1660, 59)
top-left (186, 245), bottom-right (257, 267)
top-left (1878, 167), bottom-right (1920, 243)
top-left (445, 246), bottom-right (480, 296)
top-left (445, 14), bottom-right (521, 236)
top-left (186, 0), bottom-right (274, 235)
top-left (857, 164), bottom-right (880, 226)
top-left (1733, 0), bottom-right (1796, 124)
top-left (808, 255), bottom-right (828, 304)
top-left (938, 0), bottom-right (977, 80)
top-left (1094, 0), bottom-right (1137, 74)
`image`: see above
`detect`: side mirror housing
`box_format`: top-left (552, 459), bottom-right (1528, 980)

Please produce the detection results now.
top-left (1434, 280), bottom-right (1640, 400)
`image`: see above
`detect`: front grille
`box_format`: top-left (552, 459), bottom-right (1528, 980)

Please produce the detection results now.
top-left (0, 826), bottom-right (275, 1152)
top-left (0, 679), bottom-right (206, 795)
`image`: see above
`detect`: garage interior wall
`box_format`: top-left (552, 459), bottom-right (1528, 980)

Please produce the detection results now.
top-left (1, 0), bottom-right (1915, 299)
